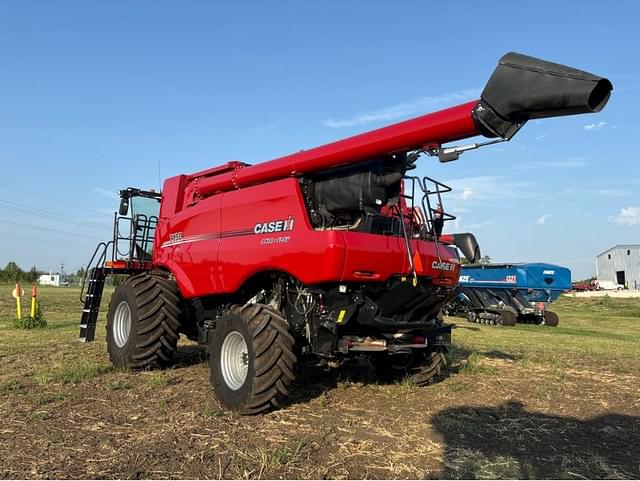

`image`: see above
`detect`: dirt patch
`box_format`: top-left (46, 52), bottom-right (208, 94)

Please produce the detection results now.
top-left (1, 292), bottom-right (639, 479)
top-left (1, 345), bottom-right (639, 479)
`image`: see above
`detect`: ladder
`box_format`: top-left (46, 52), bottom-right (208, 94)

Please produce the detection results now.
top-left (79, 267), bottom-right (107, 342)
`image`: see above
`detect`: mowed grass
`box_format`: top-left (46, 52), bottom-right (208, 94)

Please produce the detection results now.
top-left (0, 285), bottom-right (639, 479)
top-left (0, 285), bottom-right (114, 387)
top-left (449, 295), bottom-right (640, 376)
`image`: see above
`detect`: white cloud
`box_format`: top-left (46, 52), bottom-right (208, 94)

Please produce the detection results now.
top-left (596, 189), bottom-right (632, 197)
top-left (461, 187), bottom-right (474, 200)
top-left (520, 159), bottom-right (587, 169)
top-left (322, 88), bottom-right (480, 128)
top-left (467, 220), bottom-right (495, 229)
top-left (445, 176), bottom-right (535, 202)
top-left (536, 214), bottom-right (551, 225)
top-left (559, 186), bottom-right (633, 198)
top-left (450, 207), bottom-right (470, 215)
top-left (93, 187), bottom-right (119, 200)
top-left (584, 121), bottom-right (607, 131)
top-left (255, 122), bottom-right (279, 132)
top-left (609, 207), bottom-right (640, 226)
top-left (535, 134), bottom-right (547, 140)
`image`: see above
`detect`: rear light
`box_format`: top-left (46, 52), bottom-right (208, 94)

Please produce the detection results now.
top-left (105, 260), bottom-right (127, 269)
top-left (353, 270), bottom-right (380, 279)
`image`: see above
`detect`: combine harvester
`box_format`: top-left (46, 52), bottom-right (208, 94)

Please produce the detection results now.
top-left (446, 263), bottom-right (571, 326)
top-left (78, 52), bottom-right (610, 414)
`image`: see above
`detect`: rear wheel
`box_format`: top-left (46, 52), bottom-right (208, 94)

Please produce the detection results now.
top-left (373, 347), bottom-right (447, 386)
top-left (106, 273), bottom-right (182, 369)
top-left (209, 304), bottom-right (296, 415)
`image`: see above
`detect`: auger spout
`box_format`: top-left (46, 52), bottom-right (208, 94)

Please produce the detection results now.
top-left (189, 52), bottom-right (611, 198)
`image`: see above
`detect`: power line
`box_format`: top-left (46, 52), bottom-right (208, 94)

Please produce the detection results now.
top-left (0, 218), bottom-right (103, 240)
top-left (0, 183), bottom-right (114, 217)
top-left (0, 198), bottom-right (111, 229)
top-left (0, 229), bottom-right (95, 249)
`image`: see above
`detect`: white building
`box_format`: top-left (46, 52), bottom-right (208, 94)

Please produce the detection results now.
top-left (596, 244), bottom-right (640, 289)
top-left (38, 272), bottom-right (67, 287)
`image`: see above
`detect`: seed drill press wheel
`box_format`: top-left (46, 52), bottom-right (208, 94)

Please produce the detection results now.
top-left (543, 311), bottom-right (559, 327)
top-left (499, 310), bottom-right (518, 326)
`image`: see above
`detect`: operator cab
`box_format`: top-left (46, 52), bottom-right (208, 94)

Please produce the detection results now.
top-left (116, 188), bottom-right (162, 263)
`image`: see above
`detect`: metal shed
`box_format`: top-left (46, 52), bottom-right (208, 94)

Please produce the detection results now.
top-left (596, 244), bottom-right (640, 289)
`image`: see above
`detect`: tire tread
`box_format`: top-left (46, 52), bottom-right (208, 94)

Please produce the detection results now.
top-left (107, 273), bottom-right (182, 370)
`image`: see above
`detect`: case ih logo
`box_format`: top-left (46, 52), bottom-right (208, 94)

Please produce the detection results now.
top-left (253, 216), bottom-right (295, 234)
top-left (432, 261), bottom-right (456, 272)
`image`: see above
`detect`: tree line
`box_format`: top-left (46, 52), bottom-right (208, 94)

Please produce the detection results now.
top-left (0, 261), bottom-right (86, 285)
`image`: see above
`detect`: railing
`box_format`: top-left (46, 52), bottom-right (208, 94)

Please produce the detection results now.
top-left (79, 241), bottom-right (111, 303)
top-left (112, 213), bottom-right (159, 263)
top-left (403, 176), bottom-right (456, 238)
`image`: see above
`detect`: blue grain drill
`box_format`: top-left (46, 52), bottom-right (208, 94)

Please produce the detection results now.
top-left (447, 263), bottom-right (572, 326)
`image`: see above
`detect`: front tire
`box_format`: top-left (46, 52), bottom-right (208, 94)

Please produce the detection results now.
top-left (106, 273), bottom-right (182, 369)
top-left (209, 304), bottom-right (296, 415)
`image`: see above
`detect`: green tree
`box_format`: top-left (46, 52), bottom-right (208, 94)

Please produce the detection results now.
top-left (27, 266), bottom-right (40, 283)
top-left (2, 261), bottom-right (24, 283)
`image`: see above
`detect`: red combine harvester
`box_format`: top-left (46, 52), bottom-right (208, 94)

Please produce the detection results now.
top-left (79, 53), bottom-right (611, 414)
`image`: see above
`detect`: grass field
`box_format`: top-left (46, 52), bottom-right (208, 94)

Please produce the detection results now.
top-left (1, 286), bottom-right (639, 479)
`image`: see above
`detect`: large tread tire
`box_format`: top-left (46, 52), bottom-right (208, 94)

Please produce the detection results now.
top-left (106, 273), bottom-right (182, 370)
top-left (373, 347), bottom-right (447, 386)
top-left (209, 303), bottom-right (296, 415)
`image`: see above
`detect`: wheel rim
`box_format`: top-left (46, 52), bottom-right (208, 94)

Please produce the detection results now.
top-left (113, 301), bottom-right (132, 348)
top-left (220, 331), bottom-right (249, 390)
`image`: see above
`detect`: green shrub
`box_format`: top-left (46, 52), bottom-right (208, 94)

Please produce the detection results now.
top-left (13, 301), bottom-right (47, 329)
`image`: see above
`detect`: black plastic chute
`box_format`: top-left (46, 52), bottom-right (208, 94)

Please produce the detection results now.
top-left (474, 52), bottom-right (612, 138)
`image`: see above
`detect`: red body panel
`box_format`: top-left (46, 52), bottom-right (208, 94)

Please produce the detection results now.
top-left (155, 178), bottom-right (460, 299)
top-left (153, 99), bottom-right (485, 297)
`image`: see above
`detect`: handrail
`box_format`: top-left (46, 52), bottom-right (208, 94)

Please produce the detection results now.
top-left (79, 241), bottom-right (111, 303)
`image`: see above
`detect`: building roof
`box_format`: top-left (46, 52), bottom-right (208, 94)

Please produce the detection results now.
top-left (596, 244), bottom-right (640, 258)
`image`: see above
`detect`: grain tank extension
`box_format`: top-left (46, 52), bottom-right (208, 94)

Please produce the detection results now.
top-left (79, 52), bottom-right (611, 414)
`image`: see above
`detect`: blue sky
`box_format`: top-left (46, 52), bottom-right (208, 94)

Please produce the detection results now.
top-left (0, 1), bottom-right (638, 280)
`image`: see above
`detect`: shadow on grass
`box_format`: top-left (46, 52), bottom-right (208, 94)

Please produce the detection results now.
top-left (47, 320), bottom-right (81, 330)
top-left (482, 350), bottom-right (523, 362)
top-left (288, 344), bottom-right (499, 406)
top-left (170, 342), bottom-right (519, 409)
top-left (432, 400), bottom-right (640, 479)
top-left (174, 344), bottom-right (208, 368)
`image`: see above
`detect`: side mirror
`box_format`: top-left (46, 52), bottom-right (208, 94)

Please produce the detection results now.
top-left (119, 197), bottom-right (129, 216)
